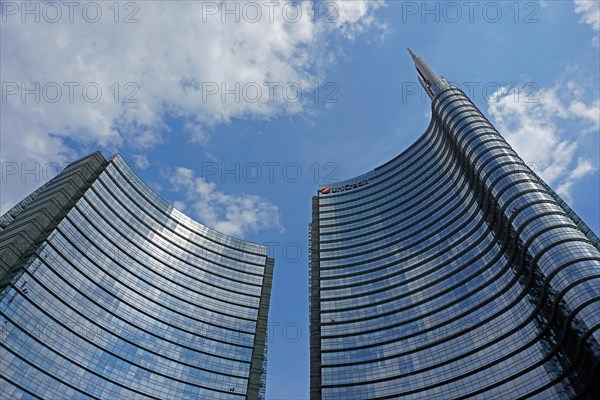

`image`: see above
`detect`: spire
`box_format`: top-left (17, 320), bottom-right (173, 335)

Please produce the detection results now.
top-left (407, 48), bottom-right (439, 98)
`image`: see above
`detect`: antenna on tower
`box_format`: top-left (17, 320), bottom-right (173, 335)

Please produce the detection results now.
top-left (408, 48), bottom-right (439, 99)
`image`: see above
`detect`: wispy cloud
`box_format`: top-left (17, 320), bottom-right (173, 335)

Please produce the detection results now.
top-left (574, 0), bottom-right (600, 45)
top-left (556, 158), bottom-right (597, 201)
top-left (488, 80), bottom-right (599, 203)
top-left (168, 167), bottom-right (283, 238)
top-left (335, 0), bottom-right (388, 40)
top-left (131, 154), bottom-right (150, 170)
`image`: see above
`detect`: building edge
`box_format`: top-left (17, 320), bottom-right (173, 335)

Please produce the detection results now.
top-left (0, 151), bottom-right (107, 295)
top-left (248, 256), bottom-right (275, 399)
top-left (309, 195), bottom-right (322, 400)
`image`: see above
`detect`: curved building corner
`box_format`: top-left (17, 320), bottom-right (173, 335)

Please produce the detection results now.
top-left (1, 151), bottom-right (274, 399)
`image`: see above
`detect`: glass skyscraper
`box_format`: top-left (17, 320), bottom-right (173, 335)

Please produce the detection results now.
top-left (1, 152), bottom-right (274, 399)
top-left (309, 51), bottom-right (600, 399)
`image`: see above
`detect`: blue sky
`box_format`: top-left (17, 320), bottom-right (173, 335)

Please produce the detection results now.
top-left (1, 1), bottom-right (599, 399)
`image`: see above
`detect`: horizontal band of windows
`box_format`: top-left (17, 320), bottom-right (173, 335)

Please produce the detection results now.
top-left (57, 214), bottom-right (258, 313)
top-left (321, 252), bottom-right (521, 342)
top-left (319, 204), bottom-right (483, 291)
top-left (318, 130), bottom-right (448, 214)
top-left (53, 222), bottom-right (259, 325)
top-left (35, 241), bottom-right (257, 348)
top-left (318, 146), bottom-right (453, 223)
top-left (433, 88), bottom-right (474, 114)
top-left (320, 240), bottom-right (508, 325)
top-left (1, 373), bottom-right (47, 400)
top-left (317, 159), bottom-right (567, 295)
top-left (1, 310), bottom-right (249, 398)
top-left (99, 167), bottom-right (266, 268)
top-left (65, 199), bottom-right (259, 304)
top-left (463, 132), bottom-right (510, 162)
top-left (461, 129), bottom-right (513, 162)
top-left (321, 199), bottom-right (599, 340)
top-left (511, 323), bottom-right (600, 400)
top-left (97, 170), bottom-right (267, 271)
top-left (0, 342), bottom-right (102, 400)
top-left (321, 317), bottom-right (542, 387)
top-left (318, 179), bottom-right (464, 242)
top-left (320, 198), bottom-right (572, 316)
top-left (373, 118), bottom-right (437, 173)
top-left (479, 162), bottom-right (538, 196)
top-left (318, 173), bottom-right (471, 261)
top-left (21, 257), bottom-right (253, 364)
top-left (459, 309), bottom-right (600, 400)
top-left (319, 268), bottom-right (600, 391)
top-left (318, 171), bottom-right (469, 255)
top-left (321, 233), bottom-right (500, 313)
top-left (442, 106), bottom-right (487, 133)
top-left (492, 178), bottom-right (564, 217)
top-left (319, 215), bottom-right (488, 301)
top-left (446, 110), bottom-right (488, 134)
top-left (316, 127), bottom-right (516, 238)
top-left (4, 272), bottom-right (254, 380)
top-left (318, 139), bottom-right (457, 228)
top-left (470, 146), bottom-right (530, 184)
top-left (434, 93), bottom-right (493, 134)
top-left (317, 123), bottom-right (442, 205)
top-left (77, 190), bottom-right (264, 292)
top-left (108, 157), bottom-right (267, 258)
top-left (1, 313), bottom-right (168, 399)
top-left (318, 193), bottom-right (481, 282)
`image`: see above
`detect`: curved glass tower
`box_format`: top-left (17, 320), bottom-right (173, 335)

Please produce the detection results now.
top-left (1, 152), bottom-right (274, 399)
top-left (309, 51), bottom-right (600, 399)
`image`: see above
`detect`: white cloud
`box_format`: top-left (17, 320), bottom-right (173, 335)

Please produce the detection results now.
top-left (574, 0), bottom-right (600, 45)
top-left (487, 81), bottom-right (599, 203)
top-left (334, 0), bottom-right (388, 40)
top-left (131, 154), bottom-right (150, 170)
top-left (0, 0), bottom-right (385, 214)
top-left (172, 200), bottom-right (187, 213)
top-left (168, 167), bottom-right (283, 238)
top-left (556, 158), bottom-right (597, 202)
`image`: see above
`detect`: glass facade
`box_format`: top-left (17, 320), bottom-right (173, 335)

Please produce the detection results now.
top-left (1, 152), bottom-right (274, 399)
top-left (309, 54), bottom-right (600, 399)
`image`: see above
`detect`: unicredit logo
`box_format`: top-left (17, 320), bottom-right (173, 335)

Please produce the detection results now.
top-left (320, 179), bottom-right (369, 195)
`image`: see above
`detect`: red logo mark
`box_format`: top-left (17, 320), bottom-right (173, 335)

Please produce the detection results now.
top-left (320, 187), bottom-right (330, 194)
